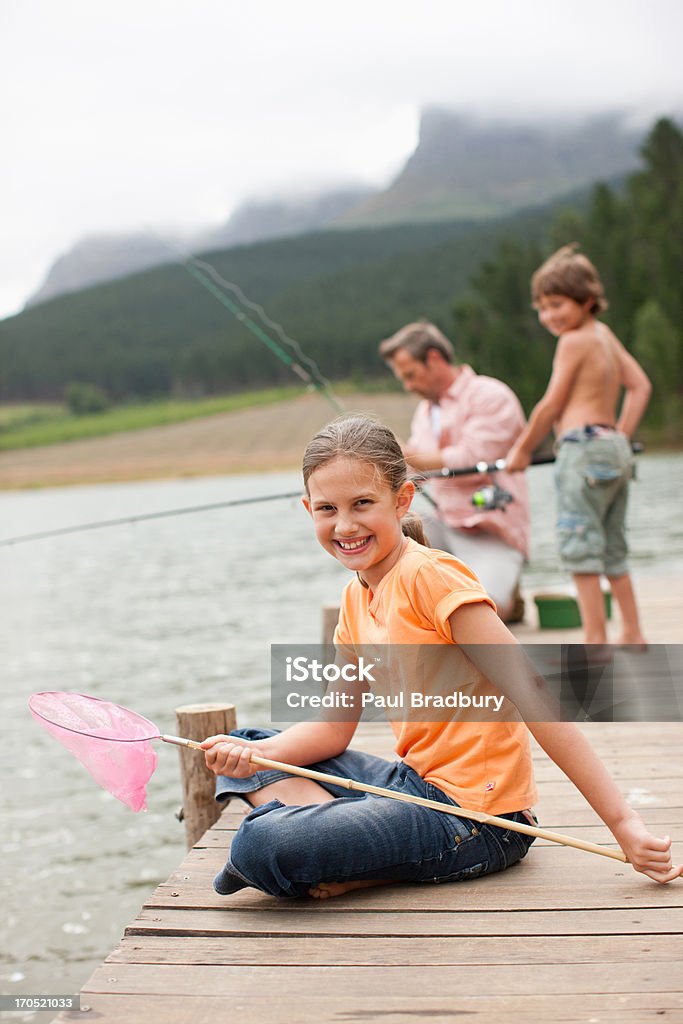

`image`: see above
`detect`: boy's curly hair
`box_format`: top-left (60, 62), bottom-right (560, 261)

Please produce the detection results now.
top-left (531, 243), bottom-right (608, 314)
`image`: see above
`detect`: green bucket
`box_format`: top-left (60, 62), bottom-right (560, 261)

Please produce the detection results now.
top-left (534, 591), bottom-right (612, 629)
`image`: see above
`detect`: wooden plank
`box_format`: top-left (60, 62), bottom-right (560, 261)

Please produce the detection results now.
top-left (143, 881), bottom-right (683, 913)
top-left (531, 759), bottom-right (683, 782)
top-left (152, 859), bottom-right (675, 910)
top-left (107, 932), bottom-right (683, 966)
top-left (126, 905), bottom-right (683, 937)
top-left (528, 777), bottom-right (683, 796)
top-left (79, 961), bottom-right (683, 997)
top-left (532, 794), bottom-right (681, 814)
top-left (143, 843), bottom-right (683, 912)
top-left (53, 992), bottom-right (683, 1024)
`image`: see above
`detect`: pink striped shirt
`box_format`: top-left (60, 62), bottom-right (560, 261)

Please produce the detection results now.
top-left (408, 365), bottom-right (530, 558)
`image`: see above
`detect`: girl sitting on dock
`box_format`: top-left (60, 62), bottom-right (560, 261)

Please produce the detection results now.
top-left (201, 416), bottom-right (681, 898)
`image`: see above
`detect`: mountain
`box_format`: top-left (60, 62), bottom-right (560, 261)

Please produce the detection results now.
top-left (23, 108), bottom-right (647, 309)
top-left (0, 194), bottom-right (573, 402)
top-left (24, 187), bottom-right (377, 309)
top-left (337, 109), bottom-right (643, 225)
top-left (25, 234), bottom-right (181, 308)
top-left (200, 186), bottom-right (378, 250)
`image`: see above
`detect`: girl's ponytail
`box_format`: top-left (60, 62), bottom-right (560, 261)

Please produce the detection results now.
top-left (401, 510), bottom-right (428, 547)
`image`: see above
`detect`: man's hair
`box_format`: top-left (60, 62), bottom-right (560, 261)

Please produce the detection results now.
top-left (379, 320), bottom-right (454, 364)
top-left (531, 244), bottom-right (608, 314)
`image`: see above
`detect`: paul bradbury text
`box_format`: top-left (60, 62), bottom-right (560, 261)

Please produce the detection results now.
top-left (284, 691), bottom-right (505, 713)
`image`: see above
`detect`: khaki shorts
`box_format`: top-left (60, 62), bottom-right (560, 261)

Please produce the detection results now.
top-left (554, 432), bottom-right (633, 576)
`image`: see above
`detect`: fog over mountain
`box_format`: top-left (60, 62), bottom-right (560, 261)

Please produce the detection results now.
top-left (200, 185), bottom-right (378, 251)
top-left (337, 109), bottom-right (644, 225)
top-left (25, 186), bottom-right (377, 308)
top-left (25, 109), bottom-right (654, 309)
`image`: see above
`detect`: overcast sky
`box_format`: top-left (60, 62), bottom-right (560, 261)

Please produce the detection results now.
top-left (2, 0), bottom-right (682, 320)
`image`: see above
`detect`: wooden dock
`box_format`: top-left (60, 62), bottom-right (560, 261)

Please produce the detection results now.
top-left (54, 720), bottom-right (682, 1024)
top-left (56, 582), bottom-right (683, 1024)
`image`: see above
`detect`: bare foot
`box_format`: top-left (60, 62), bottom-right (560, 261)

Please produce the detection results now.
top-left (308, 879), bottom-right (391, 899)
top-left (616, 638), bottom-right (649, 653)
top-left (554, 643), bottom-right (614, 667)
top-left (582, 643), bottom-right (615, 665)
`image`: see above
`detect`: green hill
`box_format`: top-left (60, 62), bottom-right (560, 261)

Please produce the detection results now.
top-left (0, 195), bottom-right (582, 402)
top-left (25, 111), bottom-right (645, 309)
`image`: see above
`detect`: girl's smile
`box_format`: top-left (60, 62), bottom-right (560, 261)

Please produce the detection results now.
top-left (303, 456), bottom-right (414, 589)
top-left (334, 535), bottom-right (372, 554)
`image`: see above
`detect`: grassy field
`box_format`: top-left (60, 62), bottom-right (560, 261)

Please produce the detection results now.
top-left (0, 402), bottom-right (65, 433)
top-left (1, 389), bottom-right (674, 491)
top-left (0, 389), bottom-right (417, 489)
top-left (0, 388), bottom-right (308, 450)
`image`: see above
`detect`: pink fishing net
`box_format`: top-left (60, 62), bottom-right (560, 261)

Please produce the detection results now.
top-left (29, 692), bottom-right (159, 812)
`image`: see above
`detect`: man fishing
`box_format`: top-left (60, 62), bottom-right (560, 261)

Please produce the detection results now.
top-left (379, 319), bottom-right (530, 622)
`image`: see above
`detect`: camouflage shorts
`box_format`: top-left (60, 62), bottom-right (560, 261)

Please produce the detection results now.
top-left (554, 431), bottom-right (633, 575)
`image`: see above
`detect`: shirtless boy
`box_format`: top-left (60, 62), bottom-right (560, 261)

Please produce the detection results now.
top-left (506, 245), bottom-right (651, 648)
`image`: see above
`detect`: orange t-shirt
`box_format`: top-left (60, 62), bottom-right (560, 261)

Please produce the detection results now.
top-left (334, 538), bottom-right (537, 815)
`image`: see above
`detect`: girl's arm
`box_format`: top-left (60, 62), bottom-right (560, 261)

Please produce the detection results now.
top-left (202, 717), bottom-right (358, 778)
top-left (202, 652), bottom-right (366, 777)
top-left (526, 718), bottom-right (680, 882)
top-left (449, 601), bottom-right (682, 884)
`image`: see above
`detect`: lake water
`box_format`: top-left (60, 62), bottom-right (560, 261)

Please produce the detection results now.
top-left (1, 453), bottom-right (682, 1014)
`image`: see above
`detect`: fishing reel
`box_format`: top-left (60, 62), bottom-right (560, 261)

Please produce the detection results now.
top-left (471, 482), bottom-right (514, 512)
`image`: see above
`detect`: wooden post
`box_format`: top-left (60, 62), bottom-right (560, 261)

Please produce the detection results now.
top-left (175, 702), bottom-right (237, 849)
top-left (322, 603), bottom-right (340, 647)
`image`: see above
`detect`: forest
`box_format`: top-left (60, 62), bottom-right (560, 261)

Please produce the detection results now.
top-left (454, 118), bottom-right (683, 437)
top-left (0, 118), bottom-right (680, 439)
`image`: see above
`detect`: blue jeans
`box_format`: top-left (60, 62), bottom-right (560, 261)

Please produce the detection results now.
top-left (214, 729), bottom-right (536, 898)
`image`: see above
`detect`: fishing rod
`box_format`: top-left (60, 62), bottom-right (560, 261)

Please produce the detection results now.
top-left (0, 479), bottom-right (448, 545)
top-left (0, 490), bottom-right (304, 548)
top-left (0, 478), bottom-right (443, 547)
top-left (0, 444), bottom-right (645, 547)
top-left (0, 451), bottom-right (517, 547)
top-left (182, 259), bottom-right (343, 413)
top-left (146, 230), bottom-right (344, 415)
top-left (422, 443), bottom-right (643, 480)
top-left (417, 453), bottom-right (555, 512)
top-left (422, 452), bottom-right (554, 479)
